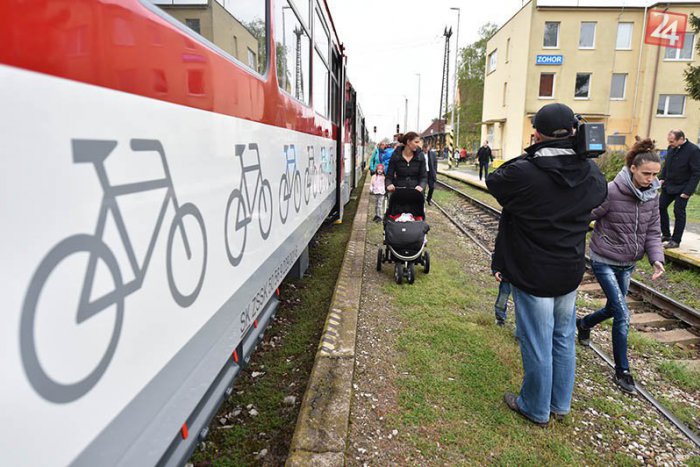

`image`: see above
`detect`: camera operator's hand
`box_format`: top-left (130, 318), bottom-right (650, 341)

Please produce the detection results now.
top-left (652, 261), bottom-right (665, 280)
top-left (494, 271), bottom-right (503, 282)
top-left (415, 186), bottom-right (423, 192)
top-left (387, 184), bottom-right (396, 192)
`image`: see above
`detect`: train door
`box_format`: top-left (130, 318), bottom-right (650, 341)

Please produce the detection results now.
top-left (331, 46), bottom-right (344, 220)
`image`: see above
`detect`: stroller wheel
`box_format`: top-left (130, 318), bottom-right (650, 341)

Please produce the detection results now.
top-left (394, 262), bottom-right (403, 284)
top-left (407, 262), bottom-right (415, 284)
top-left (423, 251), bottom-right (430, 274)
top-left (376, 248), bottom-right (383, 271)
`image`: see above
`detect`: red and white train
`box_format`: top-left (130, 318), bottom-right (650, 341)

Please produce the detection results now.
top-left (0, 0), bottom-right (367, 464)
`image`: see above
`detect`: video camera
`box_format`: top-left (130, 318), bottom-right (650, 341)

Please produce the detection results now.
top-left (573, 114), bottom-right (606, 158)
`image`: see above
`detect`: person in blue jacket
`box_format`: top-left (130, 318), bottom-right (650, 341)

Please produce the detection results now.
top-left (369, 142), bottom-right (386, 174)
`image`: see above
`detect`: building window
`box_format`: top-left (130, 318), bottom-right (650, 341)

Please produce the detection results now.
top-left (487, 50), bottom-right (497, 73)
top-left (503, 82), bottom-right (508, 106)
top-left (575, 73), bottom-right (591, 99)
top-left (185, 18), bottom-right (200, 34)
top-left (616, 22), bottom-right (633, 50)
top-left (247, 48), bottom-right (256, 69)
top-left (579, 22), bottom-right (596, 49)
top-left (607, 134), bottom-right (626, 146)
top-left (486, 124), bottom-right (494, 146)
top-left (657, 95), bottom-right (686, 116)
top-left (610, 73), bottom-right (627, 100)
top-left (543, 22), bottom-right (560, 48)
top-left (506, 38), bottom-right (510, 63)
top-left (664, 33), bottom-right (695, 60)
top-left (539, 73), bottom-right (555, 98)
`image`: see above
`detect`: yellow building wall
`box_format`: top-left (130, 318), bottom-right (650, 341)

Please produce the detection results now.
top-left (482, 2), bottom-right (700, 160)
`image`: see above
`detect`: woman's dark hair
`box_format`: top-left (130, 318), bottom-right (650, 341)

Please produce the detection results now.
top-left (625, 138), bottom-right (660, 168)
top-left (400, 131), bottom-right (420, 145)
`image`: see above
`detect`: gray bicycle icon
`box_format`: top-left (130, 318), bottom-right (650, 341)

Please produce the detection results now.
top-left (20, 138), bottom-right (208, 403)
top-left (304, 145), bottom-right (321, 205)
top-left (279, 144), bottom-right (302, 223)
top-left (224, 143), bottom-right (273, 266)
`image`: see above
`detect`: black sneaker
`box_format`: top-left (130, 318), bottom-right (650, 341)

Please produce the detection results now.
top-left (503, 392), bottom-right (548, 427)
top-left (661, 235), bottom-right (672, 243)
top-left (664, 240), bottom-right (680, 249)
top-left (550, 412), bottom-right (566, 422)
top-left (576, 318), bottom-right (591, 346)
top-left (615, 370), bottom-right (637, 394)
top-left (495, 319), bottom-right (505, 327)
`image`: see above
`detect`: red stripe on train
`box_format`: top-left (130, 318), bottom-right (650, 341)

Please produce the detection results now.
top-left (0, 0), bottom-right (336, 139)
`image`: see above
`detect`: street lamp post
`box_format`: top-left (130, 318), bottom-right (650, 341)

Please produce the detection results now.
top-left (415, 73), bottom-right (421, 132)
top-left (449, 7), bottom-right (461, 153)
top-left (404, 96), bottom-right (408, 133)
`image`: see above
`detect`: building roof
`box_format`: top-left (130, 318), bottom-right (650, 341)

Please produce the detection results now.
top-left (420, 119), bottom-right (448, 138)
top-left (537, 0), bottom-right (693, 7)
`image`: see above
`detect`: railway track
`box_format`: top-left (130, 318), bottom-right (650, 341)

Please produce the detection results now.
top-left (432, 179), bottom-right (700, 448)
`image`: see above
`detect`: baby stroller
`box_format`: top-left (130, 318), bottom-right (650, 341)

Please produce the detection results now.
top-left (376, 188), bottom-right (430, 284)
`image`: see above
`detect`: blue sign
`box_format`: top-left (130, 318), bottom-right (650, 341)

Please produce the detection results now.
top-left (536, 54), bottom-right (563, 65)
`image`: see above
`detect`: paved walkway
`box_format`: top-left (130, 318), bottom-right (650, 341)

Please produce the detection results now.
top-left (438, 161), bottom-right (700, 268)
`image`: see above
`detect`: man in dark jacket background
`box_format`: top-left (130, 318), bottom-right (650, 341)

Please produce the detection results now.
top-left (477, 140), bottom-right (493, 180)
top-left (425, 144), bottom-right (438, 205)
top-left (658, 129), bottom-right (700, 249)
top-left (486, 103), bottom-right (607, 426)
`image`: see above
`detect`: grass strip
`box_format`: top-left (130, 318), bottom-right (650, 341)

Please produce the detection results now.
top-left (190, 183), bottom-right (364, 466)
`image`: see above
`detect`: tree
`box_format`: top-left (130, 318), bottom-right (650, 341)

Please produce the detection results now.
top-left (685, 14), bottom-right (700, 102)
top-left (452, 23), bottom-right (498, 150)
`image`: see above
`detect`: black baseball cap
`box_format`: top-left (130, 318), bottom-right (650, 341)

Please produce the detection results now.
top-left (533, 103), bottom-right (577, 137)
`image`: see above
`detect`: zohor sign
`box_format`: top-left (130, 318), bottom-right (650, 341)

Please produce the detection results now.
top-left (645, 10), bottom-right (688, 49)
top-left (536, 54), bottom-right (563, 65)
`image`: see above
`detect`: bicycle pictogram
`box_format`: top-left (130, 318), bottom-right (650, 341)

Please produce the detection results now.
top-left (224, 143), bottom-right (273, 266)
top-left (304, 145), bottom-right (319, 205)
top-left (21, 139), bottom-right (208, 403)
top-left (279, 144), bottom-right (302, 223)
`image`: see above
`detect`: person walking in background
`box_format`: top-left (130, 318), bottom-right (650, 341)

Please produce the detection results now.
top-left (477, 140), bottom-right (493, 181)
top-left (577, 139), bottom-right (665, 394)
top-left (425, 143), bottom-right (438, 205)
top-left (369, 163), bottom-right (387, 222)
top-left (486, 103), bottom-right (607, 427)
top-left (658, 129), bottom-right (700, 249)
top-left (369, 142), bottom-right (386, 175)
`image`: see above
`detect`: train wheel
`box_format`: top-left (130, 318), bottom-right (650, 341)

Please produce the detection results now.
top-left (376, 248), bottom-right (383, 271)
top-left (423, 251), bottom-right (430, 274)
top-left (407, 262), bottom-right (415, 284)
top-left (394, 263), bottom-right (403, 284)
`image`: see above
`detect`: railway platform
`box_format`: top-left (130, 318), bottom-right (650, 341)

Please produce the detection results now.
top-left (287, 175), bottom-right (700, 465)
top-left (438, 161), bottom-right (700, 269)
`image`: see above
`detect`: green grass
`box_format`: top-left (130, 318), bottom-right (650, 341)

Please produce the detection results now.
top-left (634, 257), bottom-right (700, 311)
top-left (657, 395), bottom-right (699, 435)
top-left (371, 218), bottom-right (630, 465)
top-left (658, 360), bottom-right (700, 392)
top-left (189, 179), bottom-right (364, 465)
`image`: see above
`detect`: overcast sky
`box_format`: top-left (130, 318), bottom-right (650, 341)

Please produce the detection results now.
top-left (326, 0), bottom-right (527, 141)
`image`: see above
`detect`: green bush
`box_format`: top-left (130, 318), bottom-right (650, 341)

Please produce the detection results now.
top-left (595, 151), bottom-right (626, 182)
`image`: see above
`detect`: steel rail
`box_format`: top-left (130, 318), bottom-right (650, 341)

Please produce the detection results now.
top-left (433, 181), bottom-right (700, 449)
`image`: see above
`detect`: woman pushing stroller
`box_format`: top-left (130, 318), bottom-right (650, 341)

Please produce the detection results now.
top-left (385, 132), bottom-right (428, 194)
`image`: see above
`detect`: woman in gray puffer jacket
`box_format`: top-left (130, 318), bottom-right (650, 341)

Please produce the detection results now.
top-left (577, 139), bottom-right (665, 395)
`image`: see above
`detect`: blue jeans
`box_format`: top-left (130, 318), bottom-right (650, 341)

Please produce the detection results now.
top-left (580, 261), bottom-right (635, 372)
top-left (494, 281), bottom-right (511, 322)
top-left (511, 286), bottom-right (578, 423)
top-left (479, 162), bottom-right (489, 180)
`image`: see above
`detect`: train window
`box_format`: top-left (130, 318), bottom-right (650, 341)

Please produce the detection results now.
top-left (151, 0), bottom-right (268, 76)
top-left (275, 0), bottom-right (311, 105)
top-left (314, 5), bottom-right (330, 62)
top-left (291, 0), bottom-right (310, 28)
top-left (313, 50), bottom-right (329, 117)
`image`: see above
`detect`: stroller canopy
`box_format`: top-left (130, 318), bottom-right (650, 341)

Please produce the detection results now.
top-left (386, 188), bottom-right (425, 219)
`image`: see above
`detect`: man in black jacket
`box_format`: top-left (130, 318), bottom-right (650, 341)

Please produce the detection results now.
top-left (658, 129), bottom-right (700, 249)
top-left (425, 144), bottom-right (438, 205)
top-left (477, 141), bottom-right (493, 180)
top-left (486, 103), bottom-right (607, 426)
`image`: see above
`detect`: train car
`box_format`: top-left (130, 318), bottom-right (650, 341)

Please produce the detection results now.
top-left (0, 0), bottom-right (364, 465)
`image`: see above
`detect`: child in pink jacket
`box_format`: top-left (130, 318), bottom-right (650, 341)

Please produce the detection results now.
top-left (370, 164), bottom-right (386, 222)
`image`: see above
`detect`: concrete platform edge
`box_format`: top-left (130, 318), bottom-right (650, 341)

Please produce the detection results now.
top-left (286, 179), bottom-right (370, 466)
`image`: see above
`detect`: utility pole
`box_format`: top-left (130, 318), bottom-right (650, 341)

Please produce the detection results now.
top-left (450, 7), bottom-right (461, 154)
top-left (404, 96), bottom-right (408, 133)
top-left (439, 26), bottom-right (453, 162)
top-left (415, 73), bottom-right (421, 131)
